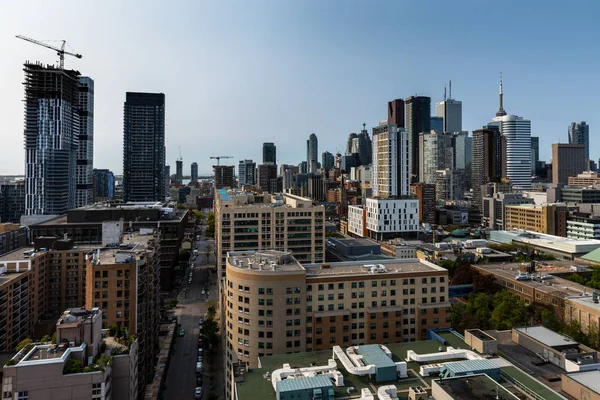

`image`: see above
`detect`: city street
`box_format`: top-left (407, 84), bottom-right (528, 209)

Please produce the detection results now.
top-left (163, 223), bottom-right (220, 400)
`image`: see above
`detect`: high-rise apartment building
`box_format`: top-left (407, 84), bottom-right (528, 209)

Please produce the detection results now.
top-left (569, 121), bottom-right (590, 161)
top-left (164, 164), bottom-right (171, 193)
top-left (214, 190), bottom-right (325, 280)
top-left (410, 183), bottom-right (436, 225)
top-left (262, 142), bottom-right (276, 164)
top-left (307, 134), bottom-right (319, 174)
top-left (191, 162), bottom-right (198, 183)
top-left (552, 144), bottom-right (587, 185)
top-left (0, 180), bottom-right (25, 223)
top-left (405, 96), bottom-right (431, 181)
top-left (387, 98), bottom-right (405, 127)
top-left (214, 165), bottom-right (235, 189)
top-left (122, 92), bottom-right (165, 202)
top-left (222, 250), bottom-right (450, 398)
top-left (23, 63), bottom-right (81, 216)
top-left (419, 131), bottom-right (452, 185)
top-left (471, 126), bottom-right (503, 206)
top-left (238, 160), bottom-right (256, 187)
top-left (93, 169), bottom-right (115, 201)
top-left (175, 159), bottom-right (183, 184)
top-left (371, 122), bottom-right (410, 198)
top-left (435, 84), bottom-right (462, 132)
top-left (76, 76), bottom-right (94, 207)
top-left (321, 151), bottom-right (335, 170)
top-left (257, 163), bottom-right (277, 191)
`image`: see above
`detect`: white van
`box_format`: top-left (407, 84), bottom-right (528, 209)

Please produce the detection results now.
top-left (196, 362), bottom-right (203, 373)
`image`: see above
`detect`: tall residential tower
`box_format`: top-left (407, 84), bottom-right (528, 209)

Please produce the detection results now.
top-left (307, 133), bottom-right (318, 174)
top-left (405, 96), bottom-right (431, 181)
top-left (122, 92), bottom-right (166, 202)
top-left (75, 77), bottom-right (94, 207)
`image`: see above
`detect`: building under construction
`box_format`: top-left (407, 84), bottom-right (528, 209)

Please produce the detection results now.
top-left (214, 165), bottom-right (235, 189)
top-left (23, 62), bottom-right (88, 215)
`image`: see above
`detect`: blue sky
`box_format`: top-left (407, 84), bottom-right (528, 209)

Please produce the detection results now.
top-left (1, 1), bottom-right (598, 175)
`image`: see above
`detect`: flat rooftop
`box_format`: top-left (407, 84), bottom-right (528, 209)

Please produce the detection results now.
top-left (565, 370), bottom-right (600, 394)
top-left (97, 232), bottom-right (155, 264)
top-left (304, 259), bottom-right (446, 277)
top-left (434, 374), bottom-right (518, 400)
top-left (227, 250), bottom-right (304, 272)
top-left (515, 326), bottom-right (578, 348)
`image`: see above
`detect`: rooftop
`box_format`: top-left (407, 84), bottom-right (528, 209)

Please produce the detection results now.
top-left (304, 258), bottom-right (446, 277)
top-left (515, 326), bottom-right (578, 348)
top-left (565, 370), bottom-right (600, 394)
top-left (356, 344), bottom-right (395, 369)
top-left (276, 375), bottom-right (333, 393)
top-left (433, 374), bottom-right (518, 400)
top-left (227, 250), bottom-right (304, 272)
top-left (491, 230), bottom-right (600, 253)
top-left (56, 307), bottom-right (100, 328)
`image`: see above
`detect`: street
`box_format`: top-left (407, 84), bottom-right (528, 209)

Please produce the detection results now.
top-left (163, 222), bottom-right (221, 400)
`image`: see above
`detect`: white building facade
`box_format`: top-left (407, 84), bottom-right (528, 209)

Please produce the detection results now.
top-left (490, 115), bottom-right (532, 189)
top-left (371, 123), bottom-right (410, 197)
top-left (365, 198), bottom-right (419, 234)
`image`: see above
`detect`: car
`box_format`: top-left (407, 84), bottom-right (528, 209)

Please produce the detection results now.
top-left (198, 355), bottom-right (203, 362)
top-left (198, 319), bottom-right (203, 325)
top-left (195, 387), bottom-right (203, 399)
top-left (179, 329), bottom-right (185, 337)
top-left (201, 290), bottom-right (206, 295)
top-left (198, 348), bottom-right (204, 355)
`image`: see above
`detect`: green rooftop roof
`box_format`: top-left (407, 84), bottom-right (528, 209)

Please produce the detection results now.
top-left (581, 247), bottom-right (600, 263)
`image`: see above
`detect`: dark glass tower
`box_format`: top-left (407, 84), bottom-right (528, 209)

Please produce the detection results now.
top-left (123, 92), bottom-right (166, 202)
top-left (262, 142), bottom-right (276, 164)
top-left (405, 96), bottom-right (431, 182)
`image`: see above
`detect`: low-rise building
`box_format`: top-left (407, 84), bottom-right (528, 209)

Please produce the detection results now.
top-left (490, 230), bottom-right (600, 260)
top-left (348, 198), bottom-right (419, 240)
top-left (504, 203), bottom-right (568, 235)
top-left (481, 193), bottom-right (534, 230)
top-left (568, 171), bottom-right (600, 188)
top-left (567, 212), bottom-right (600, 240)
top-left (0, 223), bottom-right (26, 257)
top-left (2, 307), bottom-right (138, 400)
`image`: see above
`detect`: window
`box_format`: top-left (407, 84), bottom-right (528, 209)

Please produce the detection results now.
top-left (17, 392), bottom-right (29, 400)
top-left (328, 284), bottom-right (334, 290)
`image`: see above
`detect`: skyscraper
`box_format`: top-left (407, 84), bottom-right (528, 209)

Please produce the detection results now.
top-left (357, 125), bottom-right (372, 166)
top-left (307, 133), bottom-right (318, 174)
top-left (346, 133), bottom-right (358, 155)
top-left (238, 159), bottom-right (256, 186)
top-left (191, 162), bottom-right (198, 183)
top-left (92, 169), bottom-right (115, 200)
top-left (489, 76), bottom-right (532, 190)
top-left (75, 77), bottom-right (94, 207)
top-left (175, 159), bottom-right (183, 184)
top-left (371, 122), bottom-right (410, 197)
top-left (419, 131), bottom-right (451, 185)
top-left (214, 165), bottom-right (235, 189)
top-left (568, 121), bottom-right (590, 161)
top-left (435, 82), bottom-right (462, 132)
top-left (405, 96), bottom-right (431, 181)
top-left (164, 164), bottom-right (171, 194)
top-left (24, 63), bottom-right (81, 215)
top-left (262, 142), bottom-right (276, 164)
top-left (321, 151), bottom-right (334, 170)
top-left (122, 92), bottom-right (166, 202)
top-left (472, 126), bottom-right (503, 205)
top-left (531, 137), bottom-right (540, 174)
top-left (430, 117), bottom-right (443, 132)
top-left (257, 163), bottom-right (277, 191)
top-left (552, 144), bottom-right (587, 185)
top-left (387, 99), bottom-right (405, 127)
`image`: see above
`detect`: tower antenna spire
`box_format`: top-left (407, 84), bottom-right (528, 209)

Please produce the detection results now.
top-left (496, 72), bottom-right (507, 117)
top-left (449, 80), bottom-right (452, 100)
top-left (443, 83), bottom-right (447, 100)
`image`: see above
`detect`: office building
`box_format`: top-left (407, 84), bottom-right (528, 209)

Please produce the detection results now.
top-left (257, 163), bottom-right (277, 191)
top-left (175, 159), bottom-right (183, 184)
top-left (214, 190), bottom-right (325, 279)
top-left (262, 142), bottom-right (276, 164)
top-left (504, 203), bottom-right (567, 235)
top-left (569, 121), bottom-right (590, 161)
top-left (552, 143), bottom-right (587, 185)
top-left (307, 134), bottom-right (319, 174)
top-left (76, 76), bottom-right (94, 208)
top-left (481, 192), bottom-right (534, 230)
top-left (430, 116), bottom-right (443, 132)
top-left (548, 186), bottom-right (600, 203)
top-left (164, 164), bottom-right (171, 193)
top-left (371, 122), bottom-right (410, 198)
top-left (346, 133), bottom-right (358, 155)
top-left (93, 169), bottom-right (115, 201)
top-left (122, 92), bottom-right (165, 202)
top-left (0, 180), bottom-right (25, 223)
top-left (223, 250), bottom-right (450, 376)
top-left (531, 136), bottom-right (540, 174)
top-left (238, 159), bottom-right (256, 187)
top-left (0, 224), bottom-right (27, 257)
top-left (405, 96), bottom-right (431, 181)
top-left (567, 212), bottom-right (600, 240)
top-left (435, 83), bottom-right (462, 132)
top-left (471, 126), bottom-right (503, 205)
top-left (191, 162), bottom-right (198, 183)
top-left (214, 165), bottom-right (235, 189)
top-left (3, 307), bottom-right (139, 400)
top-left (452, 131), bottom-right (471, 171)
top-left (410, 183), bottom-right (436, 225)
top-left (387, 98), bottom-right (405, 127)
top-left (568, 171), bottom-right (600, 188)
top-left (86, 231), bottom-right (160, 392)
top-left (321, 151), bottom-right (335, 171)
top-left (435, 169), bottom-right (464, 202)
top-left (23, 63), bottom-right (81, 215)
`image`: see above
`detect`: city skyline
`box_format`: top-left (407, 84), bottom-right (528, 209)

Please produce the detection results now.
top-left (1, 1), bottom-right (599, 175)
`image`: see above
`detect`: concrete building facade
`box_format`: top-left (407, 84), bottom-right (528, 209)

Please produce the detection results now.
top-left (552, 143), bottom-right (587, 185)
top-left (504, 203), bottom-right (567, 235)
top-left (214, 165), bottom-right (236, 189)
top-left (471, 126), bottom-right (503, 206)
top-left (371, 123), bottom-right (410, 198)
top-left (238, 159), bottom-right (256, 187)
top-left (568, 171), bottom-right (600, 188)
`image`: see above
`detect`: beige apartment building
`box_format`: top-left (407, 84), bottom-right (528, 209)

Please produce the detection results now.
top-left (568, 171), bottom-right (600, 188)
top-left (223, 250), bottom-right (450, 399)
top-left (504, 203), bottom-right (566, 235)
top-left (3, 307), bottom-right (138, 400)
top-left (215, 189), bottom-right (325, 280)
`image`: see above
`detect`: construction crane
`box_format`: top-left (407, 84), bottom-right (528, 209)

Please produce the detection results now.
top-left (16, 35), bottom-right (82, 69)
top-left (210, 156), bottom-right (233, 166)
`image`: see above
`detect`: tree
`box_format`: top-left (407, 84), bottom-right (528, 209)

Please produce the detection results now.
top-left (206, 212), bottom-right (215, 238)
top-left (489, 290), bottom-right (526, 330)
top-left (15, 338), bottom-right (32, 352)
top-left (63, 358), bottom-right (83, 374)
top-left (451, 265), bottom-right (474, 285)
